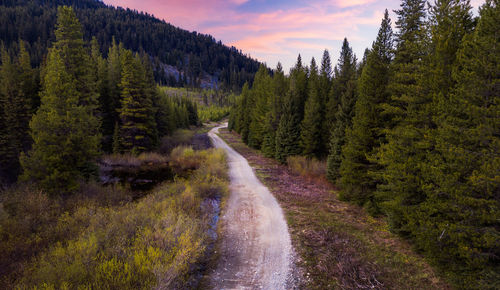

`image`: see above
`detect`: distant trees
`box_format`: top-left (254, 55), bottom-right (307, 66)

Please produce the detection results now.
top-left (0, 0), bottom-right (260, 89)
top-left (229, 0), bottom-right (499, 287)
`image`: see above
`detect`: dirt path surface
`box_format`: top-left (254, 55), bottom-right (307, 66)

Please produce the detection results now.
top-left (207, 125), bottom-right (294, 290)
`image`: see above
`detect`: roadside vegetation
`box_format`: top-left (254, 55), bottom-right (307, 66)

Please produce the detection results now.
top-left (0, 147), bottom-right (228, 288)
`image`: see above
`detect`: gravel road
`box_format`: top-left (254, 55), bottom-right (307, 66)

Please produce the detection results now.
top-left (207, 125), bottom-right (294, 290)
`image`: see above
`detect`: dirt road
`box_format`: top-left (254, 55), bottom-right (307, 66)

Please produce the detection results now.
top-left (207, 125), bottom-right (293, 289)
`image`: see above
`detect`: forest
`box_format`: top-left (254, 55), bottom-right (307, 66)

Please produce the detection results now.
top-left (0, 0), bottom-right (261, 89)
top-left (0, 5), bottom-right (233, 288)
top-left (229, 0), bottom-right (499, 287)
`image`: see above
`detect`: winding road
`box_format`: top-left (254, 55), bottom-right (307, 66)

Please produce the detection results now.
top-left (207, 125), bottom-right (294, 290)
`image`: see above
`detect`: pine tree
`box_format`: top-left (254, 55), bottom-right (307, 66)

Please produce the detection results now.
top-left (107, 38), bottom-right (123, 144)
top-left (421, 2), bottom-right (499, 284)
top-left (116, 50), bottom-right (157, 154)
top-left (300, 57), bottom-right (322, 157)
top-left (236, 83), bottom-right (252, 143)
top-left (53, 6), bottom-right (98, 108)
top-left (261, 62), bottom-right (286, 158)
top-left (140, 53), bottom-right (160, 146)
top-left (339, 10), bottom-right (393, 210)
top-left (428, 0), bottom-right (474, 97)
top-left (90, 37), bottom-right (113, 152)
top-left (290, 54), bottom-right (308, 123)
top-left (374, 0), bottom-right (430, 235)
top-left (0, 44), bottom-right (33, 183)
top-left (20, 7), bottom-right (100, 194)
top-left (18, 40), bottom-right (39, 115)
top-left (275, 91), bottom-right (302, 164)
top-left (319, 50), bottom-right (332, 156)
top-left (326, 38), bottom-right (358, 182)
top-left (402, 1), bottom-right (497, 285)
top-left (248, 64), bottom-right (272, 149)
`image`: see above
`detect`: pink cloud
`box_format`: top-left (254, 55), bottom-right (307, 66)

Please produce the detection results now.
top-left (103, 0), bottom-right (398, 70)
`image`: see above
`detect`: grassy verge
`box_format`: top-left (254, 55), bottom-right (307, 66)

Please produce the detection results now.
top-left (217, 128), bottom-right (449, 289)
top-left (0, 147), bottom-right (228, 289)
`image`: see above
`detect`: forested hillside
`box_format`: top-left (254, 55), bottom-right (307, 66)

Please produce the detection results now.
top-left (229, 0), bottom-right (499, 288)
top-left (0, 0), bottom-right (260, 89)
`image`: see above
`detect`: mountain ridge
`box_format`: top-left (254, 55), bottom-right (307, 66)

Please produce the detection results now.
top-left (0, 0), bottom-right (261, 89)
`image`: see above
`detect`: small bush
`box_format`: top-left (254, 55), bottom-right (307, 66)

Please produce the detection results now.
top-left (159, 129), bottom-right (195, 154)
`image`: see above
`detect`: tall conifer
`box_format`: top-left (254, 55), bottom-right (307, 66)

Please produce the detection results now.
top-left (339, 10), bottom-right (393, 209)
top-left (248, 65), bottom-right (272, 149)
top-left (326, 38), bottom-right (358, 182)
top-left (375, 0), bottom-right (429, 234)
top-left (300, 57), bottom-right (322, 157)
top-left (20, 6), bottom-right (100, 194)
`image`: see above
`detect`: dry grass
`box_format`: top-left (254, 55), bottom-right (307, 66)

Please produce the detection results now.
top-left (101, 152), bottom-right (169, 167)
top-left (287, 156), bottom-right (328, 183)
top-left (159, 129), bottom-right (195, 154)
top-left (0, 147), bottom-right (229, 289)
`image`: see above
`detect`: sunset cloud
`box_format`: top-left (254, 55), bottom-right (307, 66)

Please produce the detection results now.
top-left (103, 0), bottom-right (485, 71)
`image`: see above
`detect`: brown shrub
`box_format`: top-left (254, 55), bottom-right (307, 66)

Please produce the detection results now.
top-left (287, 156), bottom-right (327, 182)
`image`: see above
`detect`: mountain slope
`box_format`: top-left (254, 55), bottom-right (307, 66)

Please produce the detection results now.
top-left (0, 0), bottom-right (261, 89)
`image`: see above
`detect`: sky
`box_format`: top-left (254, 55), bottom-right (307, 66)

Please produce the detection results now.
top-left (102, 0), bottom-right (485, 72)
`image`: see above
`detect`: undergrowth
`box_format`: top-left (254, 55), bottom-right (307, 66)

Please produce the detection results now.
top-left (0, 147), bottom-right (228, 289)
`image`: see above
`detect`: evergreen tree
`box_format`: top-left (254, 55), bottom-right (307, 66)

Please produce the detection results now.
top-left (107, 38), bottom-right (123, 145)
top-left (20, 6), bottom-right (100, 194)
top-left (428, 0), bottom-right (474, 97)
top-left (261, 62), bottom-right (286, 158)
top-left (236, 83), bottom-right (252, 143)
top-left (248, 65), bottom-right (272, 149)
top-left (0, 43), bottom-right (34, 183)
top-left (275, 91), bottom-right (302, 164)
top-left (53, 6), bottom-right (98, 108)
top-left (421, 2), bottom-right (499, 284)
top-left (403, 1), bottom-right (497, 285)
top-left (339, 10), bottom-right (393, 210)
top-left (290, 54), bottom-right (308, 123)
top-left (326, 38), bottom-right (358, 182)
top-left (319, 50), bottom-right (332, 155)
top-left (141, 53), bottom-right (160, 146)
top-left (115, 50), bottom-right (157, 154)
top-left (300, 57), bottom-right (322, 157)
top-left (375, 0), bottom-right (430, 235)
top-left (90, 37), bottom-right (113, 152)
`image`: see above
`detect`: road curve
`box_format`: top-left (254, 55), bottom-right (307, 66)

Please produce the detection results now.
top-left (207, 125), bottom-right (293, 290)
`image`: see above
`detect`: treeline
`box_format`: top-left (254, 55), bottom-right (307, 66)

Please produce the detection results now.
top-left (229, 0), bottom-right (499, 287)
top-left (0, 6), bottom-right (199, 190)
top-left (0, 0), bottom-right (260, 89)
